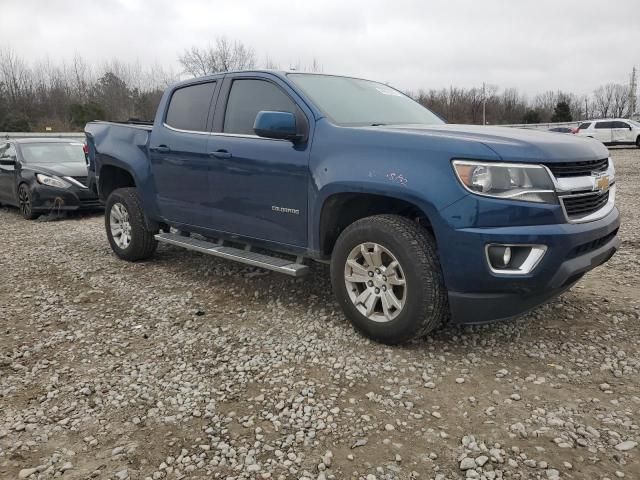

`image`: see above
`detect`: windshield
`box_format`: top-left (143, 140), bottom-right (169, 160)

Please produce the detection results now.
top-left (288, 74), bottom-right (444, 126)
top-left (629, 120), bottom-right (640, 127)
top-left (19, 142), bottom-right (86, 164)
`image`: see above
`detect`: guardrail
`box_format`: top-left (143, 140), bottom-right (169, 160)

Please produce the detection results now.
top-left (501, 121), bottom-right (581, 130)
top-left (1, 132), bottom-right (84, 139)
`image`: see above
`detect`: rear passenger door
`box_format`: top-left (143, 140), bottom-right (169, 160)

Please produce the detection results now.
top-left (611, 121), bottom-right (632, 143)
top-left (149, 80), bottom-right (219, 227)
top-left (206, 74), bottom-right (311, 248)
top-left (593, 121), bottom-right (613, 144)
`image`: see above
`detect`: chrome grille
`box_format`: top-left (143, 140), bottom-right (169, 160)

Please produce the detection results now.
top-left (561, 190), bottom-right (609, 220)
top-left (71, 176), bottom-right (89, 187)
top-left (545, 158), bottom-right (608, 178)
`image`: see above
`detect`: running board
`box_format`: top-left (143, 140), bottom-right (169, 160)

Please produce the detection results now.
top-left (155, 233), bottom-right (309, 277)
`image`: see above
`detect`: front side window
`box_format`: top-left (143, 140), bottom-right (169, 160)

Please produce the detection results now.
top-left (223, 79), bottom-right (297, 135)
top-left (611, 121), bottom-right (629, 129)
top-left (165, 82), bottom-right (216, 132)
top-left (19, 143), bottom-right (84, 164)
top-left (288, 73), bottom-right (444, 126)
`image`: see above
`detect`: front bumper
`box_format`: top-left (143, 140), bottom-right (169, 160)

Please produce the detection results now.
top-left (31, 184), bottom-right (103, 212)
top-left (442, 207), bottom-right (620, 324)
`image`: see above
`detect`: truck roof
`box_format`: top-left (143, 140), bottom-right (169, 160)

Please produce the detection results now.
top-left (171, 70), bottom-right (371, 88)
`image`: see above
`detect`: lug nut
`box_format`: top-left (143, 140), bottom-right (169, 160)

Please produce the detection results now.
top-left (368, 280), bottom-right (374, 287)
top-left (382, 275), bottom-right (387, 281)
top-left (368, 271), bottom-right (374, 277)
top-left (375, 268), bottom-right (381, 274)
top-left (382, 285), bottom-right (387, 292)
top-left (374, 288), bottom-right (380, 294)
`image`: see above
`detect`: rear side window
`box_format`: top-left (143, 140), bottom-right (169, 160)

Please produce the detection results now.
top-left (578, 122), bottom-right (591, 130)
top-left (223, 79), bottom-right (296, 135)
top-left (165, 82), bottom-right (216, 132)
top-left (595, 121), bottom-right (612, 129)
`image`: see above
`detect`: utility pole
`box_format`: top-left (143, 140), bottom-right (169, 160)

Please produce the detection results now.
top-left (482, 82), bottom-right (486, 125)
top-left (585, 97), bottom-right (589, 120)
top-left (629, 66), bottom-right (637, 118)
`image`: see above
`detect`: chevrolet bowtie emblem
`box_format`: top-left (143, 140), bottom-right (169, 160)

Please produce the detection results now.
top-left (592, 172), bottom-right (610, 193)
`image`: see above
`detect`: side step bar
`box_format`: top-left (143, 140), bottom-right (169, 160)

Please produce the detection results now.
top-left (155, 232), bottom-right (309, 277)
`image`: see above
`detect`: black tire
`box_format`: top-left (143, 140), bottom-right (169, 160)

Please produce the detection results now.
top-left (105, 187), bottom-right (157, 261)
top-left (18, 183), bottom-right (38, 220)
top-left (636, 136), bottom-right (640, 148)
top-left (330, 214), bottom-right (448, 344)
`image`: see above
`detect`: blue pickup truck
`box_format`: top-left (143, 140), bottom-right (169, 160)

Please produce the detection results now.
top-left (85, 71), bottom-right (619, 344)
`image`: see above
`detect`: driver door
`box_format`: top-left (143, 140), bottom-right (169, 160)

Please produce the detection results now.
top-left (0, 143), bottom-right (18, 205)
top-left (593, 121), bottom-right (613, 143)
top-left (206, 74), bottom-right (311, 247)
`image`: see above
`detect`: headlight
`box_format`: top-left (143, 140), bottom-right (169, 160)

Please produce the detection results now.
top-left (452, 160), bottom-right (557, 204)
top-left (36, 173), bottom-right (71, 189)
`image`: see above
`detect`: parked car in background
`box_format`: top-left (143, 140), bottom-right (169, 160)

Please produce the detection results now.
top-left (0, 138), bottom-right (102, 219)
top-left (548, 127), bottom-right (575, 134)
top-left (576, 119), bottom-right (640, 147)
top-left (86, 71), bottom-right (619, 344)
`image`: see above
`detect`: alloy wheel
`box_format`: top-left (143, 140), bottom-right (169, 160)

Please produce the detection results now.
top-left (18, 185), bottom-right (31, 218)
top-left (344, 242), bottom-right (407, 322)
top-left (110, 202), bottom-right (132, 249)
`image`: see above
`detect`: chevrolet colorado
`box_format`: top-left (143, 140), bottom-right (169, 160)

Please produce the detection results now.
top-left (85, 71), bottom-right (620, 344)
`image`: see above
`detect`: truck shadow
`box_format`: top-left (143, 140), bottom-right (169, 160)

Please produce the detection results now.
top-left (153, 245), bottom-right (581, 350)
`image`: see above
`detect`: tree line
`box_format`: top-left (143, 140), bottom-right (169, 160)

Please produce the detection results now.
top-left (0, 40), bottom-right (637, 132)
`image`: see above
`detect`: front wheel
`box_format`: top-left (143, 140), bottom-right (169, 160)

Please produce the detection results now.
top-left (18, 183), bottom-right (38, 220)
top-left (105, 187), bottom-right (157, 261)
top-left (330, 214), bottom-right (448, 344)
top-left (636, 136), bottom-right (640, 148)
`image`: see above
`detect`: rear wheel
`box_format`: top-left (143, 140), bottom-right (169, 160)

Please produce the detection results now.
top-left (18, 183), bottom-right (38, 220)
top-left (105, 187), bottom-right (157, 261)
top-left (331, 214), bottom-right (448, 344)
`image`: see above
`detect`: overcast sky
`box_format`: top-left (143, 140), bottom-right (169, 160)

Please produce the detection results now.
top-left (2, 0), bottom-right (639, 96)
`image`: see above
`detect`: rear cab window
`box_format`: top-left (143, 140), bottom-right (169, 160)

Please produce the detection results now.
top-left (223, 79), bottom-right (297, 135)
top-left (165, 82), bottom-right (216, 132)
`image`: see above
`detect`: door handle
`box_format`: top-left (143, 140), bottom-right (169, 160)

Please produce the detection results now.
top-left (209, 150), bottom-right (232, 159)
top-left (151, 145), bottom-right (171, 153)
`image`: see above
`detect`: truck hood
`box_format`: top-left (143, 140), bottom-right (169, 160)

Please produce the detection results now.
top-left (379, 124), bottom-right (609, 163)
top-left (26, 162), bottom-right (88, 177)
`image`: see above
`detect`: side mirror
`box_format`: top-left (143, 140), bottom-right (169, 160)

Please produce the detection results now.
top-left (629, 125), bottom-right (633, 130)
top-left (253, 111), bottom-right (302, 142)
top-left (0, 156), bottom-right (16, 166)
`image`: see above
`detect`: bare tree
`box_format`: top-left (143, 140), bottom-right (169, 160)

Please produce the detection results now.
top-left (611, 83), bottom-right (630, 118)
top-left (178, 37), bottom-right (256, 77)
top-left (593, 84), bottom-right (616, 118)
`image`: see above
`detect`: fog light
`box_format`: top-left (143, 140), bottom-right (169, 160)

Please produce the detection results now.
top-left (486, 244), bottom-right (547, 275)
top-left (502, 246), bottom-right (512, 267)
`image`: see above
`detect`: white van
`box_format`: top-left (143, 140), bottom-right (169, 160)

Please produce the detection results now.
top-left (576, 119), bottom-right (640, 147)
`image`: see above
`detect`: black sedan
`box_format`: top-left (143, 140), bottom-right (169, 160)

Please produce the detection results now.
top-left (0, 138), bottom-right (102, 219)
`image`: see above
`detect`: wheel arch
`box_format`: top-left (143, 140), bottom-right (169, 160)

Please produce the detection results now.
top-left (98, 164), bottom-right (137, 201)
top-left (316, 188), bottom-right (439, 257)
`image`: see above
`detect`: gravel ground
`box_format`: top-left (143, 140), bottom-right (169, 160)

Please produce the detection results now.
top-left (1, 148), bottom-right (638, 480)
